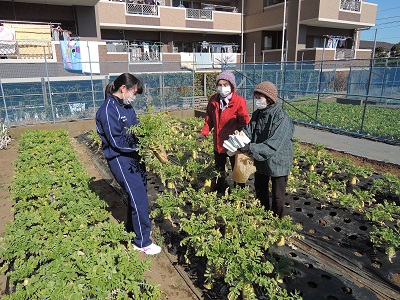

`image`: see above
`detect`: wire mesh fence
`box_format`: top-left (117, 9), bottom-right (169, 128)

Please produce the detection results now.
top-left (1, 57), bottom-right (399, 143)
top-left (229, 59), bottom-right (400, 144)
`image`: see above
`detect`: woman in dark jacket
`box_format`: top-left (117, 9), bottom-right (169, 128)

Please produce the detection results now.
top-left (239, 81), bottom-right (294, 219)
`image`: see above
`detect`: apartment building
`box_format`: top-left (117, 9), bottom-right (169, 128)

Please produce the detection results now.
top-left (0, 0), bottom-right (377, 65)
top-left (245, 0), bottom-right (377, 62)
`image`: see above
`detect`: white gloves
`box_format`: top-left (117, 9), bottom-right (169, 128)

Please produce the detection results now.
top-left (223, 131), bottom-right (250, 156)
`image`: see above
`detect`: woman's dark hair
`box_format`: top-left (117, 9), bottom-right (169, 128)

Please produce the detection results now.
top-left (104, 73), bottom-right (144, 99)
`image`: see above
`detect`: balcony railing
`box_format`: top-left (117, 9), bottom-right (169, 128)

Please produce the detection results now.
top-left (0, 40), bottom-right (53, 59)
top-left (187, 8), bottom-right (212, 20)
top-left (336, 49), bottom-right (354, 60)
top-left (126, 3), bottom-right (158, 15)
top-left (106, 40), bottom-right (129, 52)
top-left (340, 0), bottom-right (361, 12)
top-left (129, 43), bottom-right (161, 62)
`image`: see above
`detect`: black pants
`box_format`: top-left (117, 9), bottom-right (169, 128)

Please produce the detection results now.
top-left (254, 173), bottom-right (288, 219)
top-left (214, 151), bottom-right (237, 193)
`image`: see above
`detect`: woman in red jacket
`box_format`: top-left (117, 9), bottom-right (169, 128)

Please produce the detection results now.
top-left (197, 71), bottom-right (250, 193)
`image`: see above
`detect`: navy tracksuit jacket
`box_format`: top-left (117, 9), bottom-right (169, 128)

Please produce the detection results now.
top-left (96, 93), bottom-right (151, 248)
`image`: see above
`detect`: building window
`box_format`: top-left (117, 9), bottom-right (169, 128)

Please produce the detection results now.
top-left (263, 31), bottom-right (282, 50)
top-left (314, 37), bottom-right (325, 48)
top-left (263, 0), bottom-right (287, 8)
top-left (306, 36), bottom-right (325, 48)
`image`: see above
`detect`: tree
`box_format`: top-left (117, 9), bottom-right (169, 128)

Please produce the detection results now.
top-left (374, 46), bottom-right (387, 58)
top-left (390, 43), bottom-right (400, 57)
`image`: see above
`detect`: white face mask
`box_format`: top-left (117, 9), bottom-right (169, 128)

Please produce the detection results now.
top-left (255, 97), bottom-right (267, 110)
top-left (123, 91), bottom-right (136, 105)
top-left (217, 86), bottom-right (231, 97)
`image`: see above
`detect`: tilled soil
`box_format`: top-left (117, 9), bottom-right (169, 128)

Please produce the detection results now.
top-left (1, 131), bottom-right (400, 300)
top-left (76, 132), bottom-right (400, 300)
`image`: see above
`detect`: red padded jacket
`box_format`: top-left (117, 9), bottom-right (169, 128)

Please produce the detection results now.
top-left (200, 92), bottom-right (250, 153)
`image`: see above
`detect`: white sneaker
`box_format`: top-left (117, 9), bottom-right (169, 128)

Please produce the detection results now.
top-left (133, 243), bottom-right (161, 255)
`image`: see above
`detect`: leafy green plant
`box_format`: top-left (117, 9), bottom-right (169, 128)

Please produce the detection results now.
top-left (176, 185), bottom-right (302, 299)
top-left (371, 173), bottom-right (400, 199)
top-left (327, 179), bottom-right (346, 199)
top-left (353, 189), bottom-right (375, 207)
top-left (346, 165), bottom-right (371, 185)
top-left (370, 225), bottom-right (400, 263)
top-left (339, 193), bottom-right (365, 210)
top-left (0, 130), bottom-right (161, 299)
top-left (324, 162), bottom-right (340, 178)
top-left (304, 150), bottom-right (320, 171)
top-left (366, 200), bottom-right (400, 224)
top-left (285, 101), bottom-right (400, 140)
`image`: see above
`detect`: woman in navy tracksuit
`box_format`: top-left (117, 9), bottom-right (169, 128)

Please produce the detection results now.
top-left (95, 73), bottom-right (161, 255)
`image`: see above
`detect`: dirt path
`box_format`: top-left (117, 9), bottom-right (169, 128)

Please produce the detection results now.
top-left (0, 141), bottom-right (18, 296)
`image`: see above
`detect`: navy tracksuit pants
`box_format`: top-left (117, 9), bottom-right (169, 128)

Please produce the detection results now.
top-left (107, 154), bottom-right (152, 248)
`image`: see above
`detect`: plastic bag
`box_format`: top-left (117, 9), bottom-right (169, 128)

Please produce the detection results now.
top-left (232, 152), bottom-right (256, 183)
top-left (223, 130), bottom-right (251, 154)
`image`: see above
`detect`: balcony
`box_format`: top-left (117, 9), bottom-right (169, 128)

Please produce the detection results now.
top-left (97, 1), bottom-right (241, 33)
top-left (300, 0), bottom-right (376, 29)
top-left (0, 40), bottom-right (53, 59)
top-left (297, 47), bottom-right (371, 62)
top-left (126, 3), bottom-right (158, 15)
top-left (186, 8), bottom-right (212, 20)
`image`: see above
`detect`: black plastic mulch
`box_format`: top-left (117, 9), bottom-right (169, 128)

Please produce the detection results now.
top-left (77, 133), bottom-right (400, 300)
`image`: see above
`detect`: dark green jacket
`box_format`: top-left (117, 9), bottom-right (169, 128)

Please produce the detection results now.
top-left (242, 103), bottom-right (294, 177)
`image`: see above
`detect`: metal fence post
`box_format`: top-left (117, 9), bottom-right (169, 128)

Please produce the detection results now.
top-left (347, 59), bottom-right (353, 98)
top-left (379, 59), bottom-right (388, 103)
top-left (360, 57), bottom-right (374, 132)
top-left (391, 60), bottom-right (398, 94)
top-left (41, 77), bottom-right (48, 107)
top-left (0, 79), bottom-right (10, 127)
top-left (43, 46), bottom-right (56, 123)
top-left (84, 41), bottom-right (97, 117)
top-left (203, 73), bottom-right (207, 97)
top-left (281, 61), bottom-right (287, 109)
top-left (315, 40), bottom-right (326, 123)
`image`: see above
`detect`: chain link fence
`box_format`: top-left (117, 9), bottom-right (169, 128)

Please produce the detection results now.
top-left (229, 58), bottom-right (400, 144)
top-left (1, 57), bottom-right (399, 143)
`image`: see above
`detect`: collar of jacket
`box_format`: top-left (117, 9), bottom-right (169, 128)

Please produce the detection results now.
top-left (211, 92), bottom-right (237, 107)
top-left (111, 94), bottom-right (128, 107)
top-left (258, 102), bottom-right (278, 113)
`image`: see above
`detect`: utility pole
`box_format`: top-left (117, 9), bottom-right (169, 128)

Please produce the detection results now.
top-left (281, 0), bottom-right (287, 64)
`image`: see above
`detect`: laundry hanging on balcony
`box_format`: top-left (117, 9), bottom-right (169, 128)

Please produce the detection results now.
top-left (51, 26), bottom-right (70, 41)
top-left (60, 38), bottom-right (82, 73)
top-left (0, 25), bottom-right (16, 56)
top-left (80, 41), bottom-right (100, 74)
top-left (325, 35), bottom-right (352, 49)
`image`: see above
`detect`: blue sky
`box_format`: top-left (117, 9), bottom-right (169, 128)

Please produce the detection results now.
top-left (360, 0), bottom-right (400, 44)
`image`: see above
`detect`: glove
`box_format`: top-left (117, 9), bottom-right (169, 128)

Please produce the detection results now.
top-left (238, 143), bottom-right (250, 153)
top-left (196, 134), bottom-right (206, 146)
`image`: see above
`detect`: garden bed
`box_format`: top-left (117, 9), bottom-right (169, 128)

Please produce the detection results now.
top-left (2, 113), bottom-right (399, 299)
top-left (76, 118), bottom-right (400, 300)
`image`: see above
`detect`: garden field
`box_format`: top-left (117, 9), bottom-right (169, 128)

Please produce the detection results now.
top-left (0, 113), bottom-right (400, 300)
top-left (285, 101), bottom-right (400, 142)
